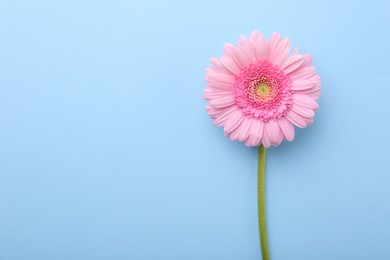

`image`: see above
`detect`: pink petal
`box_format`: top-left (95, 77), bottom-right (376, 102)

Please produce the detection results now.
top-left (295, 85), bottom-right (321, 100)
top-left (206, 71), bottom-right (235, 85)
top-left (274, 39), bottom-right (290, 66)
top-left (292, 94), bottom-right (319, 110)
top-left (268, 32), bottom-right (290, 66)
top-left (204, 87), bottom-right (233, 100)
top-left (291, 47), bottom-right (299, 55)
top-left (245, 119), bottom-right (264, 147)
top-left (206, 104), bottom-right (235, 120)
top-left (231, 46), bottom-right (251, 68)
top-left (291, 76), bottom-right (320, 91)
top-left (293, 83), bottom-right (321, 98)
top-left (250, 30), bottom-right (268, 60)
top-left (278, 117), bottom-right (295, 142)
top-left (214, 106), bottom-right (238, 126)
top-left (265, 119), bottom-right (283, 146)
top-left (260, 125), bottom-right (272, 148)
top-left (281, 54), bottom-right (305, 74)
top-left (209, 94), bottom-right (235, 108)
top-left (289, 66), bottom-right (316, 79)
top-left (224, 110), bottom-right (245, 134)
top-left (285, 110), bottom-right (307, 128)
top-left (303, 116), bottom-right (314, 126)
top-left (208, 81), bottom-right (233, 90)
top-left (223, 43), bottom-right (234, 57)
top-left (210, 57), bottom-right (233, 75)
top-left (237, 117), bottom-right (252, 142)
top-left (228, 127), bottom-right (241, 141)
top-left (291, 104), bottom-right (315, 118)
top-left (302, 54), bottom-right (312, 66)
top-left (206, 104), bottom-right (219, 119)
top-left (220, 56), bottom-right (241, 75)
top-left (238, 35), bottom-right (256, 59)
top-left (306, 89), bottom-right (321, 100)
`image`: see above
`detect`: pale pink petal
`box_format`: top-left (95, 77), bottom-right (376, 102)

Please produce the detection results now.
top-left (209, 95), bottom-right (235, 108)
top-left (274, 39), bottom-right (290, 66)
top-left (214, 106), bottom-right (238, 126)
top-left (203, 87), bottom-right (213, 97)
top-left (204, 87), bottom-right (233, 100)
top-left (231, 46), bottom-right (251, 68)
top-left (281, 54), bottom-right (305, 74)
top-left (245, 119), bottom-right (264, 147)
top-left (289, 66), bottom-right (316, 79)
top-left (223, 43), bottom-right (234, 57)
top-left (206, 69), bottom-right (235, 90)
top-left (285, 110), bottom-right (307, 128)
top-left (294, 83), bottom-right (321, 98)
top-left (278, 117), bottom-right (295, 142)
top-left (306, 89), bottom-right (321, 100)
top-left (206, 104), bottom-right (219, 119)
top-left (250, 30), bottom-right (268, 60)
top-left (268, 32), bottom-right (290, 66)
top-left (302, 54), bottom-right (312, 66)
top-left (210, 57), bottom-right (233, 75)
top-left (291, 75), bottom-right (320, 91)
top-left (260, 125), bottom-right (272, 148)
top-left (220, 56), bottom-right (241, 75)
top-left (304, 117), bottom-right (314, 126)
top-left (222, 43), bottom-right (245, 70)
top-left (292, 94), bottom-right (319, 110)
top-left (237, 117), bottom-right (252, 142)
top-left (295, 84), bottom-right (321, 100)
top-left (228, 127), bottom-right (241, 141)
top-left (223, 110), bottom-right (245, 134)
top-left (238, 35), bottom-right (256, 59)
top-left (267, 32), bottom-right (280, 56)
top-left (205, 67), bottom-right (213, 74)
top-left (208, 81), bottom-right (233, 90)
top-left (206, 71), bottom-right (235, 85)
top-left (265, 119), bottom-right (283, 146)
top-left (206, 104), bottom-right (235, 120)
top-left (291, 104), bottom-right (315, 118)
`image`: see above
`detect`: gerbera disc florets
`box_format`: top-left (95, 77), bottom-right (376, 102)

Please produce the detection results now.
top-left (234, 60), bottom-right (293, 121)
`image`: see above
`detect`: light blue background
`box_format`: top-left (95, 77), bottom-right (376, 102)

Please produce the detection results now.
top-left (0, 0), bottom-right (389, 259)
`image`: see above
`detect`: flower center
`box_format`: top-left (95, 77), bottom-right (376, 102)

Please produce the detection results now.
top-left (233, 60), bottom-right (293, 121)
top-left (256, 83), bottom-right (270, 96)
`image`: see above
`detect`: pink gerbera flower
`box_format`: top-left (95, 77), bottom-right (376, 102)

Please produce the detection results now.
top-left (204, 31), bottom-right (321, 147)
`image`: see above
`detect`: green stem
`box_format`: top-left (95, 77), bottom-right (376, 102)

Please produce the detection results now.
top-left (258, 145), bottom-right (270, 260)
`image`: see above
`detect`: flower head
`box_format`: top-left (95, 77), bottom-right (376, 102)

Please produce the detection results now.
top-left (204, 31), bottom-right (321, 147)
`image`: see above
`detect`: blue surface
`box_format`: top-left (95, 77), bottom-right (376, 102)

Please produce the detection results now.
top-left (0, 0), bottom-right (389, 259)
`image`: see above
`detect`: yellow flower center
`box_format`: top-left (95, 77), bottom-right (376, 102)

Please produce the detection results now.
top-left (256, 83), bottom-right (270, 96)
